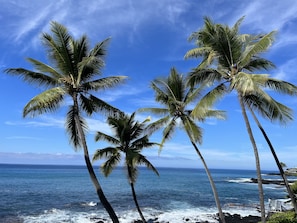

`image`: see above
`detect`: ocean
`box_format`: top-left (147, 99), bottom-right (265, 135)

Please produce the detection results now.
top-left (0, 164), bottom-right (293, 223)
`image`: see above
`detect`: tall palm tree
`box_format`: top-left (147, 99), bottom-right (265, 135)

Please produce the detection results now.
top-left (185, 16), bottom-right (297, 222)
top-left (4, 21), bottom-right (127, 223)
top-left (139, 67), bottom-right (226, 223)
top-left (92, 112), bottom-right (159, 223)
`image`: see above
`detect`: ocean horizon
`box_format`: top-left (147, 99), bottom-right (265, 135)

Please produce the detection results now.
top-left (0, 163), bottom-right (293, 223)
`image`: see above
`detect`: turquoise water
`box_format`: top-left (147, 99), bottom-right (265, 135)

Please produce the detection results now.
top-left (0, 164), bottom-right (291, 222)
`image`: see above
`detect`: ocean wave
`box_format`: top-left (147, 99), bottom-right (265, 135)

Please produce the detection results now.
top-left (20, 205), bottom-right (261, 223)
top-left (227, 178), bottom-right (252, 183)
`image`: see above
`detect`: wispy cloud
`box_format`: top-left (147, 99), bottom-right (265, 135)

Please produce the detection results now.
top-left (5, 136), bottom-right (43, 140)
top-left (5, 116), bottom-right (65, 128)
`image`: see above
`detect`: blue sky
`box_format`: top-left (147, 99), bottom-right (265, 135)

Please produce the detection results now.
top-left (1, 0), bottom-right (297, 170)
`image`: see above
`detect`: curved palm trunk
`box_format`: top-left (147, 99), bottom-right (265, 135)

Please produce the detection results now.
top-left (73, 99), bottom-right (119, 223)
top-left (248, 106), bottom-right (297, 214)
top-left (190, 141), bottom-right (226, 223)
top-left (128, 168), bottom-right (147, 223)
top-left (238, 95), bottom-right (266, 222)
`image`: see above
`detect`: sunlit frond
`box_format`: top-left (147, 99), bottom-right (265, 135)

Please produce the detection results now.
top-left (191, 83), bottom-right (227, 119)
top-left (240, 31), bottom-right (276, 68)
top-left (23, 87), bottom-right (65, 117)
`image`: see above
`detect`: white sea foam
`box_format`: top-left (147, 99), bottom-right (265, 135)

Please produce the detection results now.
top-left (21, 205), bottom-right (261, 223)
top-left (227, 178), bottom-right (253, 183)
top-left (81, 201), bottom-right (98, 207)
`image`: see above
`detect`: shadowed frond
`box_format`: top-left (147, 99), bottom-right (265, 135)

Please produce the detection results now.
top-left (92, 147), bottom-right (119, 162)
top-left (5, 68), bottom-right (59, 87)
top-left (100, 151), bottom-right (122, 177)
top-left (181, 116), bottom-right (203, 144)
top-left (135, 154), bottom-right (159, 176)
top-left (187, 68), bottom-right (223, 88)
top-left (81, 76), bottom-right (127, 91)
top-left (65, 105), bottom-right (88, 149)
top-left (265, 78), bottom-right (297, 95)
top-left (85, 94), bottom-right (122, 116)
top-left (95, 131), bottom-right (120, 145)
top-left (243, 92), bottom-right (293, 125)
top-left (42, 22), bottom-right (74, 75)
top-left (244, 58), bottom-right (275, 72)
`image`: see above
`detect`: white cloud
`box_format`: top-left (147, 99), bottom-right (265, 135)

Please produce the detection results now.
top-left (272, 58), bottom-right (297, 81)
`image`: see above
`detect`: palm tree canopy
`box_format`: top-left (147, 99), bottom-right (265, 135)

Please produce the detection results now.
top-left (93, 112), bottom-right (159, 183)
top-left (185, 17), bottom-right (297, 125)
top-left (139, 67), bottom-right (225, 146)
top-left (5, 21), bottom-right (127, 148)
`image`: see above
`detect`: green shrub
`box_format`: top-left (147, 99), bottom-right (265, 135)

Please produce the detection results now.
top-left (266, 211), bottom-right (297, 223)
top-left (290, 181), bottom-right (297, 194)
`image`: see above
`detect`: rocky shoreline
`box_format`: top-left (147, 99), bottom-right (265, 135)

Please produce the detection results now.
top-left (250, 178), bottom-right (296, 185)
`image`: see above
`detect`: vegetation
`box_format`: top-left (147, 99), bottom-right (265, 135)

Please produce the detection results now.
top-left (185, 16), bottom-right (297, 221)
top-left (266, 211), bottom-right (297, 223)
top-left (139, 67), bottom-right (226, 223)
top-left (92, 112), bottom-right (159, 223)
top-left (4, 21), bottom-right (127, 223)
top-left (4, 17), bottom-right (297, 223)
top-left (291, 182), bottom-right (297, 195)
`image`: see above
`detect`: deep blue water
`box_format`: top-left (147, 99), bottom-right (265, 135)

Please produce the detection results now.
top-left (0, 164), bottom-right (292, 222)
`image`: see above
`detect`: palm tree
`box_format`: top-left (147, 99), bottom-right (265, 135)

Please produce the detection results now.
top-left (92, 112), bottom-right (159, 223)
top-left (139, 67), bottom-right (226, 223)
top-left (185, 16), bottom-right (297, 221)
top-left (4, 21), bottom-right (127, 223)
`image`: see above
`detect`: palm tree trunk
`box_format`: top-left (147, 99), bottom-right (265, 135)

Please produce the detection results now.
top-left (238, 95), bottom-right (266, 223)
top-left (248, 106), bottom-right (297, 214)
top-left (73, 98), bottom-right (119, 223)
top-left (128, 168), bottom-right (147, 223)
top-left (190, 141), bottom-right (226, 223)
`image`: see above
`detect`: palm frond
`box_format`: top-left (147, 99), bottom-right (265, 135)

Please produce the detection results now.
top-left (92, 147), bottom-right (119, 161)
top-left (84, 94), bottom-right (122, 116)
top-left (144, 115), bottom-right (170, 136)
top-left (160, 118), bottom-right (177, 148)
top-left (265, 78), bottom-right (297, 95)
top-left (81, 76), bottom-right (127, 91)
top-left (95, 131), bottom-right (120, 145)
top-left (5, 68), bottom-right (58, 88)
top-left (100, 152), bottom-right (121, 177)
top-left (181, 116), bottom-right (203, 144)
top-left (138, 107), bottom-right (169, 116)
top-left (65, 105), bottom-right (88, 149)
top-left (23, 87), bottom-right (65, 117)
top-left (244, 57), bottom-right (275, 72)
top-left (42, 21), bottom-right (74, 76)
top-left (27, 58), bottom-right (62, 80)
top-left (135, 154), bottom-right (159, 176)
top-left (240, 31), bottom-right (276, 68)
top-left (72, 35), bottom-right (89, 83)
top-left (243, 92), bottom-right (293, 125)
top-left (187, 68), bottom-right (223, 88)
top-left (184, 46), bottom-right (213, 59)
top-left (191, 83), bottom-right (227, 119)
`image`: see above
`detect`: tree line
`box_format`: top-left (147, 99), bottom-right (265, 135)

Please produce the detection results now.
top-left (4, 17), bottom-right (297, 223)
